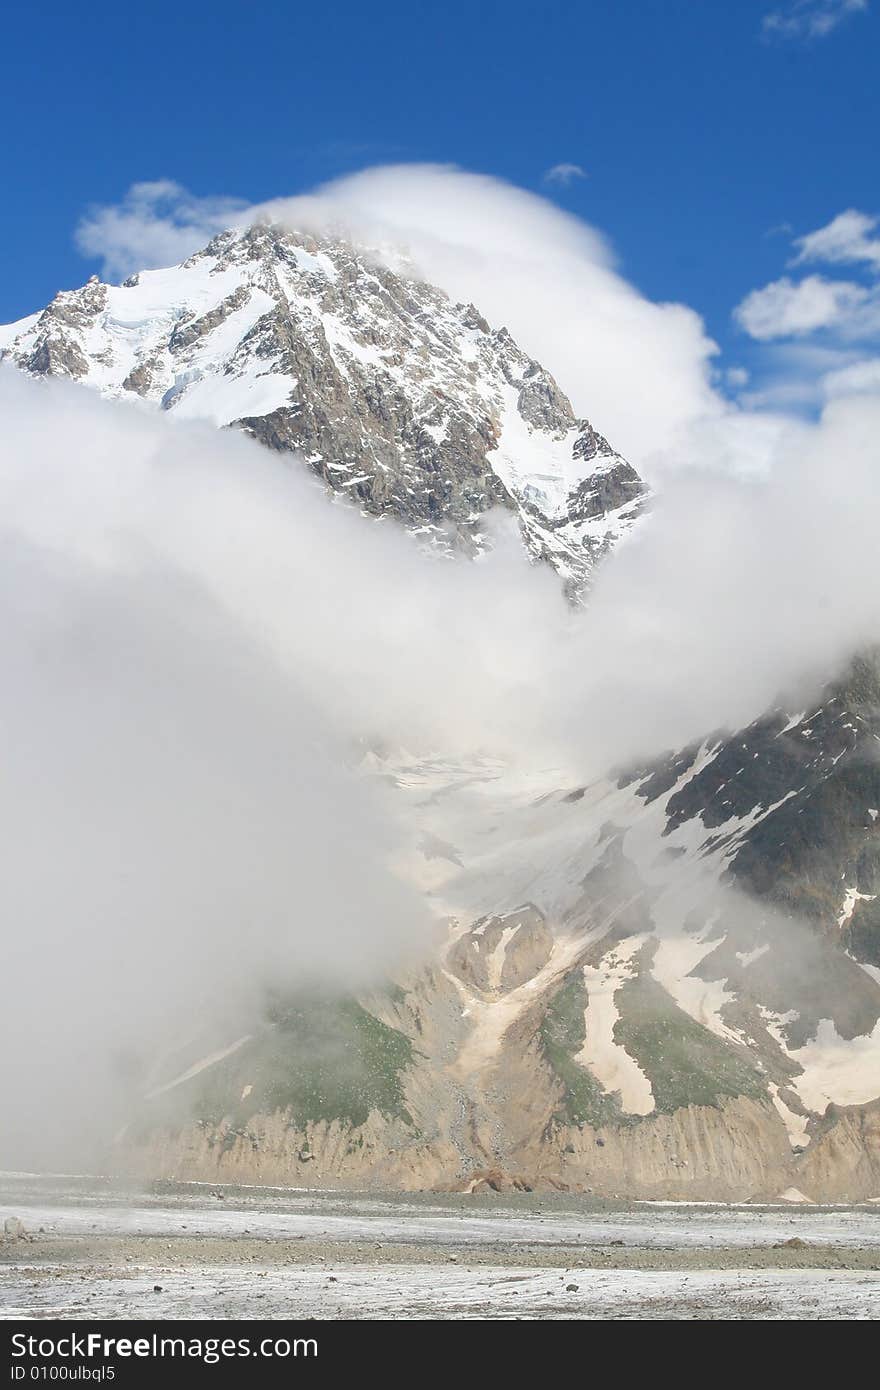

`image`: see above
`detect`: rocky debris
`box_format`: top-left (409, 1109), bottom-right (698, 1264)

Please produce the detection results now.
top-left (16, 279), bottom-right (108, 380)
top-left (512, 359), bottom-right (573, 432)
top-left (121, 1089), bottom-right (805, 1199)
top-left (572, 422), bottom-right (613, 462)
top-left (455, 1168), bottom-right (534, 1194)
top-left (121, 360), bottom-right (158, 396)
top-left (2, 1216), bottom-right (29, 1242)
top-left (566, 458), bottom-right (645, 522)
top-left (795, 1098), bottom-right (880, 1201)
top-left (447, 905), bottom-right (553, 994)
top-left (25, 334), bottom-right (90, 378)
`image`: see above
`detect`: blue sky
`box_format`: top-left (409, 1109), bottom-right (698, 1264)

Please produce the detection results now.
top-left (2, 0), bottom-right (878, 398)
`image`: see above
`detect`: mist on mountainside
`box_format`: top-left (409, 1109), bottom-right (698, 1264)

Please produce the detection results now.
top-left (1, 349), bottom-right (880, 1168)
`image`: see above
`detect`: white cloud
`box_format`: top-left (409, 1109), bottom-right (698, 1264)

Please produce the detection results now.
top-left (0, 367), bottom-right (569, 1163)
top-left (762, 0), bottom-right (869, 40)
top-left (793, 209), bottom-right (880, 271)
top-left (257, 165), bottom-right (723, 472)
top-left (75, 180), bottom-right (249, 280)
top-left (822, 356), bottom-right (880, 397)
top-left (4, 367), bottom-right (880, 851)
top-left (735, 340), bottom-right (873, 411)
top-left (734, 274), bottom-right (870, 339)
top-left (734, 209), bottom-right (880, 403)
top-left (71, 165), bottom-right (722, 473)
top-left (59, 170), bottom-right (880, 485)
top-left (724, 366), bottom-right (751, 388)
top-left (574, 389), bottom-right (880, 760)
top-left (543, 162), bottom-right (587, 186)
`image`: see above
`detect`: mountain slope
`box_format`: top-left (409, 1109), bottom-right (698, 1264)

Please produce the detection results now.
top-left (0, 222), bottom-right (645, 590)
top-left (126, 655), bottom-right (880, 1199)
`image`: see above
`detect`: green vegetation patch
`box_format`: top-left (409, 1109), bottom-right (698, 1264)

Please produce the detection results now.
top-left (165, 991), bottom-right (416, 1138)
top-left (614, 967), bottom-right (766, 1114)
top-left (540, 971), bottom-right (628, 1129)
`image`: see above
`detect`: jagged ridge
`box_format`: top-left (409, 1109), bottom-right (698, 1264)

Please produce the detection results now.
top-left (0, 222), bottom-right (646, 590)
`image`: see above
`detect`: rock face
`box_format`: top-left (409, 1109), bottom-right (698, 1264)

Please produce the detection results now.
top-left (633, 650), bottom-right (880, 982)
top-left (0, 222), bottom-right (646, 591)
top-left (447, 907), bottom-right (553, 994)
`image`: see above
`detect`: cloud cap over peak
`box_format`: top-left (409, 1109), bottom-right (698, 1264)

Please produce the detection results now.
top-left (71, 163), bottom-right (721, 471)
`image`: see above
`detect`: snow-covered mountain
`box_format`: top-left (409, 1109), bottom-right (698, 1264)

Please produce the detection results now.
top-left (4, 223), bottom-right (879, 1200)
top-left (0, 222), bottom-right (645, 590)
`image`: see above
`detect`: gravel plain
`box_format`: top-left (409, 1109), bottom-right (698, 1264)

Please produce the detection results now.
top-left (2, 1174), bottom-right (878, 1320)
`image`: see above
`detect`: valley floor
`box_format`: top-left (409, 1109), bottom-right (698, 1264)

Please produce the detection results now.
top-left (1, 1175), bottom-right (879, 1319)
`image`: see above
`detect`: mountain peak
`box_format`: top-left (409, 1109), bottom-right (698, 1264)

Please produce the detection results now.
top-left (0, 220), bottom-right (647, 587)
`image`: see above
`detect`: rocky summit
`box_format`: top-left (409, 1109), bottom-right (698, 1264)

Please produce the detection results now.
top-left (0, 222), bottom-right (646, 592)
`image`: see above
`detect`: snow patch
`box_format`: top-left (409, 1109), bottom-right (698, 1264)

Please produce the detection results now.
top-left (578, 937), bottom-right (655, 1116)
